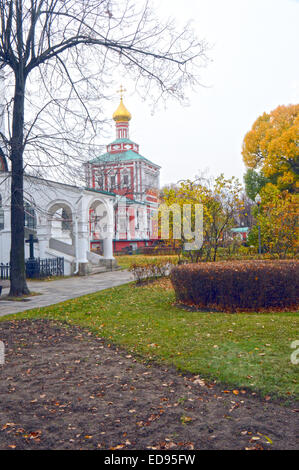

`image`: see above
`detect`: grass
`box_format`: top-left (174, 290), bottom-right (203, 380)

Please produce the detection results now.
top-left (0, 291), bottom-right (41, 301)
top-left (115, 254), bottom-right (179, 269)
top-left (115, 252), bottom-right (299, 270)
top-left (1, 279), bottom-right (298, 401)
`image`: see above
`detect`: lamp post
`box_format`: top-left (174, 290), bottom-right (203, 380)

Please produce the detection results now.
top-left (255, 193), bottom-right (262, 255)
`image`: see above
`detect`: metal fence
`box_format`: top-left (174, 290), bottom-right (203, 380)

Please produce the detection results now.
top-left (1, 257), bottom-right (64, 280)
top-left (26, 257), bottom-right (64, 279)
top-left (0, 263), bottom-right (10, 280)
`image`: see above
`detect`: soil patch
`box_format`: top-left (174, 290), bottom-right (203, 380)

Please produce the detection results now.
top-left (0, 319), bottom-right (297, 450)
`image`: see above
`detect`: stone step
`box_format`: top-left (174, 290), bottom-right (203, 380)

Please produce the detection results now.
top-left (89, 266), bottom-right (108, 274)
top-left (88, 264), bottom-right (122, 275)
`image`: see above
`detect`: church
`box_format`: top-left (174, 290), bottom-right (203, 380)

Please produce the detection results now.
top-left (0, 92), bottom-right (160, 276)
top-left (85, 89), bottom-right (160, 253)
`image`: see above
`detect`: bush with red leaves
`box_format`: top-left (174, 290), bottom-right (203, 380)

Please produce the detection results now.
top-left (170, 260), bottom-right (299, 312)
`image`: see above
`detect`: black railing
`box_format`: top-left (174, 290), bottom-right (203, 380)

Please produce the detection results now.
top-left (26, 257), bottom-right (64, 279)
top-left (0, 257), bottom-right (64, 280)
top-left (0, 263), bottom-right (10, 280)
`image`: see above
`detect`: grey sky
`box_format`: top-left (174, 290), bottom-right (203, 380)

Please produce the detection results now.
top-left (108, 0), bottom-right (299, 187)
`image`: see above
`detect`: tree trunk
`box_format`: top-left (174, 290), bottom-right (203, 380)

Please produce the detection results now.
top-left (9, 69), bottom-right (30, 297)
top-left (213, 245), bottom-right (218, 262)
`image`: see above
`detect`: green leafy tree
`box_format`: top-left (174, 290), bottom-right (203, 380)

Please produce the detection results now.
top-left (243, 168), bottom-right (269, 201)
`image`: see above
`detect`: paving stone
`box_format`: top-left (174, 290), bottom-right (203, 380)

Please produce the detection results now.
top-left (0, 270), bottom-right (133, 317)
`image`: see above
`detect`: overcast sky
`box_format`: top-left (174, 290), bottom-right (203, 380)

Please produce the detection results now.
top-left (107, 0), bottom-right (299, 188)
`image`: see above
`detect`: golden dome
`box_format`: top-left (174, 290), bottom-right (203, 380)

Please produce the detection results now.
top-left (113, 97), bottom-right (132, 122)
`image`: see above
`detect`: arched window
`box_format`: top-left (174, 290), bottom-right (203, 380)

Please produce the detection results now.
top-left (110, 173), bottom-right (116, 190)
top-left (0, 194), bottom-right (4, 230)
top-left (97, 175), bottom-right (104, 190)
top-left (122, 170), bottom-right (130, 188)
top-left (61, 208), bottom-right (72, 231)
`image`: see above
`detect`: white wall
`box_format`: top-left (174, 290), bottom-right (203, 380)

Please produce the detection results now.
top-left (0, 173), bottom-right (116, 267)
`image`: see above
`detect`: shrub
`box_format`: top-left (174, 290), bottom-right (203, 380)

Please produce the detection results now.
top-left (129, 259), bottom-right (176, 284)
top-left (170, 260), bottom-right (299, 312)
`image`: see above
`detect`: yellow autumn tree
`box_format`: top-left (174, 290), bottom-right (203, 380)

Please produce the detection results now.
top-left (161, 175), bottom-right (243, 262)
top-left (242, 104), bottom-right (299, 192)
top-left (248, 184), bottom-right (299, 257)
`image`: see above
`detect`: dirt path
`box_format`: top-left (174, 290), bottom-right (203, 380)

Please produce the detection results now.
top-left (0, 319), bottom-right (297, 450)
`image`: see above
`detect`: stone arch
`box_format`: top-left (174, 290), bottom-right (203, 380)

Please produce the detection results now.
top-left (88, 198), bottom-right (109, 242)
top-left (47, 200), bottom-right (75, 218)
top-left (87, 197), bottom-right (114, 258)
top-left (46, 200), bottom-right (75, 253)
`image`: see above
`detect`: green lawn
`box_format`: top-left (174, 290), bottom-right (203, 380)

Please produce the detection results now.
top-left (1, 280), bottom-right (298, 401)
top-left (115, 254), bottom-right (179, 269)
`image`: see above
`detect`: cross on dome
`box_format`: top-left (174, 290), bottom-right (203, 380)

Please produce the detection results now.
top-left (117, 85), bottom-right (126, 99)
top-left (113, 85), bottom-right (132, 122)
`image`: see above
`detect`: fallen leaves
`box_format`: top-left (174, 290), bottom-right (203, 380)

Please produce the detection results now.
top-left (27, 431), bottom-right (42, 440)
top-left (2, 423), bottom-right (16, 430)
top-left (147, 441), bottom-right (195, 450)
top-left (180, 416), bottom-right (193, 425)
top-left (0, 318), bottom-right (296, 451)
top-left (110, 444), bottom-right (125, 450)
top-left (245, 443), bottom-right (264, 451)
top-left (192, 376), bottom-right (206, 387)
top-left (257, 433), bottom-right (273, 445)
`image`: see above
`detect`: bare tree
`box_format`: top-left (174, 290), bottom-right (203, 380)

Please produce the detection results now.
top-left (0, 0), bottom-right (208, 296)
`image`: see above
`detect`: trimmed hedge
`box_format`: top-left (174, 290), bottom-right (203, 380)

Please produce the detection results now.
top-left (170, 260), bottom-right (299, 312)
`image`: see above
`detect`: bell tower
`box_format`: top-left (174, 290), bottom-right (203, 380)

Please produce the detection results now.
top-left (113, 86), bottom-right (132, 140)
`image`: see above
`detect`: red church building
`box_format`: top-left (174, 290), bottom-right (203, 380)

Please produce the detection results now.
top-left (85, 91), bottom-right (160, 253)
